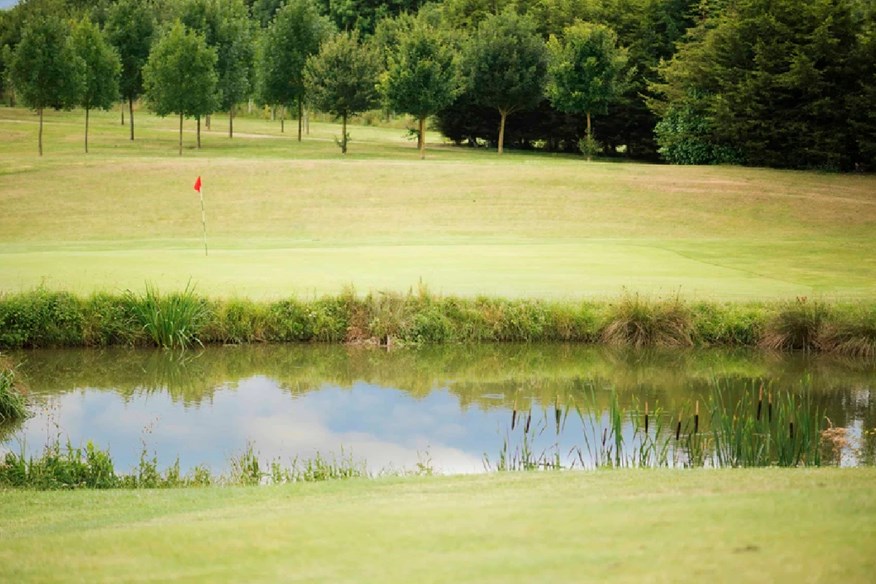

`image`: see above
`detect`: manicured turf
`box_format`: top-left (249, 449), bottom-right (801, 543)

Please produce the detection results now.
top-left (2, 106), bottom-right (875, 299)
top-left (1, 469), bottom-right (874, 583)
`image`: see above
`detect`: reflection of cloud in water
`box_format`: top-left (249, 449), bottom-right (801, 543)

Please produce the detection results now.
top-left (2, 377), bottom-right (497, 475)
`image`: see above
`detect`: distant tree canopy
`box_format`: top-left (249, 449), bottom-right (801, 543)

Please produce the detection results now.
top-left (143, 20), bottom-right (217, 155)
top-left (10, 14), bottom-right (84, 155)
top-left (71, 15), bottom-right (121, 152)
top-left (304, 31), bottom-right (381, 154)
top-left (0, 0), bottom-right (872, 169)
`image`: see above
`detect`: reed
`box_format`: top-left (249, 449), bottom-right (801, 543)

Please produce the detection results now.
top-left (0, 357), bottom-right (28, 424)
top-left (601, 294), bottom-right (694, 348)
top-left (129, 283), bottom-right (208, 350)
top-left (759, 297), bottom-right (829, 352)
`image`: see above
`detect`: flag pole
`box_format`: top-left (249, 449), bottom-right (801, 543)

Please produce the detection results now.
top-left (194, 176), bottom-right (207, 257)
top-left (200, 187), bottom-right (208, 257)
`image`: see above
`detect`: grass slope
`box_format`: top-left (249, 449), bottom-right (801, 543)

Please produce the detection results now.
top-left (1, 469), bottom-right (874, 583)
top-left (1, 107), bottom-right (875, 299)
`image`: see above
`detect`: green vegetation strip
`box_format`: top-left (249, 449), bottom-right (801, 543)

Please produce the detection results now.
top-left (2, 288), bottom-right (875, 355)
top-left (0, 469), bottom-right (874, 583)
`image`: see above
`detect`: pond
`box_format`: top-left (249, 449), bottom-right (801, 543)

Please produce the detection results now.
top-left (2, 344), bottom-right (875, 475)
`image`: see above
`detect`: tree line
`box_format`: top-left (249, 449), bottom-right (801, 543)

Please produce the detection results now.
top-left (1, 0), bottom-right (873, 169)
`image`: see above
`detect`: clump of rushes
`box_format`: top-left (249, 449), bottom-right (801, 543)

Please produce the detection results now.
top-left (129, 282), bottom-right (208, 350)
top-left (759, 297), bottom-right (829, 352)
top-left (601, 294), bottom-right (694, 348)
top-left (0, 356), bottom-right (28, 424)
top-left (818, 305), bottom-right (876, 359)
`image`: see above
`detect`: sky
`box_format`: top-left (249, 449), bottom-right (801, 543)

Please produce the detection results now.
top-left (0, 0), bottom-right (19, 9)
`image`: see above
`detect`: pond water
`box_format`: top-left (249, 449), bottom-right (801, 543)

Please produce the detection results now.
top-left (2, 344), bottom-right (874, 474)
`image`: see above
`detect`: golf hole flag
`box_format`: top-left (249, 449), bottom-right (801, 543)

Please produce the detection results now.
top-left (194, 176), bottom-right (207, 256)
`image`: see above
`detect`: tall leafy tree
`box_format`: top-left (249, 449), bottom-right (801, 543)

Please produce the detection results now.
top-left (105, 0), bottom-right (156, 141)
top-left (464, 9), bottom-right (547, 154)
top-left (10, 15), bottom-right (84, 156)
top-left (304, 31), bottom-right (382, 153)
top-left (71, 16), bottom-right (121, 153)
top-left (381, 20), bottom-right (461, 158)
top-left (546, 21), bottom-right (628, 158)
top-left (179, 0), bottom-right (255, 139)
top-left (257, 0), bottom-right (332, 140)
top-left (143, 21), bottom-right (218, 155)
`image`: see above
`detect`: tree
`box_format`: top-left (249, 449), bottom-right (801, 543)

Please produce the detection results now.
top-left (546, 21), bottom-right (628, 158)
top-left (256, 0), bottom-right (332, 139)
top-left (464, 9), bottom-right (547, 154)
top-left (71, 16), bottom-right (121, 153)
top-left (179, 0), bottom-right (255, 139)
top-left (652, 0), bottom-right (874, 170)
top-left (304, 31), bottom-right (382, 154)
top-left (105, 0), bottom-right (156, 140)
top-left (10, 15), bottom-right (84, 156)
top-left (143, 21), bottom-right (218, 156)
top-left (381, 20), bottom-right (461, 158)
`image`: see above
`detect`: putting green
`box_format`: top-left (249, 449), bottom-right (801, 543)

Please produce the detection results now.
top-left (0, 240), bottom-right (818, 299)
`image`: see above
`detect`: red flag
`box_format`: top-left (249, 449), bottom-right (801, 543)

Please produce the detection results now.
top-left (194, 176), bottom-right (202, 193)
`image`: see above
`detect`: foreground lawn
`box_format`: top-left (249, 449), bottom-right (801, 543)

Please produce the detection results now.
top-left (1, 107), bottom-right (875, 300)
top-left (1, 469), bottom-right (874, 583)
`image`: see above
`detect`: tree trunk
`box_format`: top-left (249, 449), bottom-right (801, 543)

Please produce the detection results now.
top-left (129, 97), bottom-right (135, 141)
top-left (206, 114), bottom-right (211, 131)
top-left (248, 99), bottom-right (253, 115)
top-left (418, 116), bottom-right (426, 159)
top-left (120, 101), bottom-right (125, 125)
top-left (229, 106), bottom-right (234, 139)
top-left (297, 97), bottom-right (303, 142)
top-left (342, 113), bottom-right (347, 154)
top-left (85, 107), bottom-right (89, 154)
top-left (38, 107), bottom-right (43, 157)
top-left (498, 109), bottom-right (508, 155)
top-left (271, 105), bottom-right (275, 121)
top-left (585, 111), bottom-right (592, 161)
top-left (179, 113), bottom-right (183, 156)
top-left (197, 116), bottom-right (201, 149)
top-left (280, 106), bottom-right (285, 133)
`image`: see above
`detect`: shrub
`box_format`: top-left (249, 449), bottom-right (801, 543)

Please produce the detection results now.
top-left (601, 294), bottom-right (694, 348)
top-left (128, 283), bottom-right (209, 350)
top-left (759, 298), bottom-right (829, 352)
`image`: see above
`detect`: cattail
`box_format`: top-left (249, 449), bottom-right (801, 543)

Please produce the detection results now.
top-left (675, 412), bottom-right (682, 441)
top-left (789, 421), bottom-right (795, 439)
top-left (524, 411), bottom-right (531, 434)
top-left (768, 391), bottom-right (773, 423)
top-left (555, 397), bottom-right (561, 434)
top-left (694, 400), bottom-right (700, 434)
top-left (511, 408), bottom-right (517, 431)
top-left (644, 401), bottom-right (650, 435)
top-left (756, 385), bottom-right (763, 421)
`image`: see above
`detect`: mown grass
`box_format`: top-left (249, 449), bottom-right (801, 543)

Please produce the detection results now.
top-left (1, 106), bottom-right (875, 300)
top-left (2, 288), bottom-right (875, 356)
top-left (0, 469), bottom-right (874, 583)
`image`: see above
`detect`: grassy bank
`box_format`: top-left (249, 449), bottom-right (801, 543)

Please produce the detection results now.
top-left (2, 288), bottom-right (875, 355)
top-left (1, 469), bottom-right (874, 582)
top-left (2, 107), bottom-right (875, 300)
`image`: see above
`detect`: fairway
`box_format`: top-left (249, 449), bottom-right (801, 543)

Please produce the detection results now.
top-left (1, 107), bottom-right (875, 299)
top-left (1, 469), bottom-right (874, 583)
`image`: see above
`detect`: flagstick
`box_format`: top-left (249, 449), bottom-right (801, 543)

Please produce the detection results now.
top-left (199, 186), bottom-right (208, 257)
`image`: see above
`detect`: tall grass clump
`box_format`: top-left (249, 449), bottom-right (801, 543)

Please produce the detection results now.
top-left (818, 305), bottom-right (876, 359)
top-left (0, 358), bottom-right (28, 423)
top-left (128, 283), bottom-right (208, 350)
top-left (601, 294), bottom-right (694, 348)
top-left (759, 297), bottom-right (829, 352)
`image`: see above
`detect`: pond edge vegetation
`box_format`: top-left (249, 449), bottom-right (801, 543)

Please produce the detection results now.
top-left (1, 287), bottom-right (875, 357)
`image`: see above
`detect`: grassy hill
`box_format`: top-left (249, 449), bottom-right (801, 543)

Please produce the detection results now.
top-left (1, 106), bottom-right (875, 300)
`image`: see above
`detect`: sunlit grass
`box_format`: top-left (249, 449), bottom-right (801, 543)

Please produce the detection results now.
top-left (1, 106), bottom-right (874, 300)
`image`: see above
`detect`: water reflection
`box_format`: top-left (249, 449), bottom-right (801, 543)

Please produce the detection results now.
top-left (3, 344), bottom-right (874, 473)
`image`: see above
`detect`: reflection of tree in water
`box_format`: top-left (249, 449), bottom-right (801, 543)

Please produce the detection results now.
top-left (8, 345), bottom-right (876, 437)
